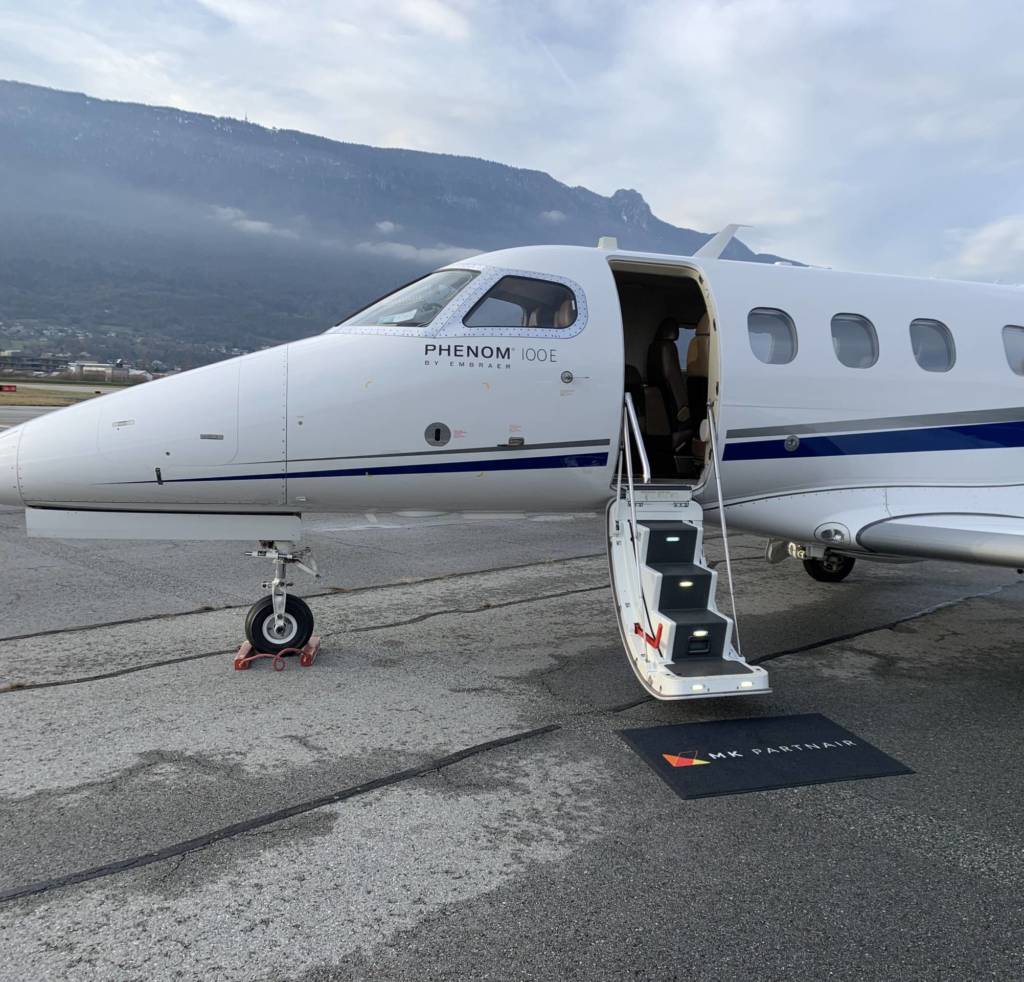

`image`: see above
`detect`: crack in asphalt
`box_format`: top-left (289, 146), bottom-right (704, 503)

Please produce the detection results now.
top-left (0, 551), bottom-right (606, 645)
top-left (340, 583), bottom-right (608, 637)
top-left (749, 579), bottom-right (1024, 665)
top-left (0, 582), bottom-right (611, 694)
top-left (0, 647), bottom-right (236, 693)
top-left (3, 568), bottom-right (1018, 907)
top-left (0, 723), bottom-right (562, 906)
top-left (609, 579), bottom-right (1024, 713)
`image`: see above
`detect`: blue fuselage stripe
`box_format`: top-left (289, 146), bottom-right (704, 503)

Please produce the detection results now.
top-left (723, 420), bottom-right (1024, 462)
top-left (145, 452), bottom-right (609, 485)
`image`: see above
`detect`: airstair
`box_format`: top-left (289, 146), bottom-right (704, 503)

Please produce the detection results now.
top-left (607, 395), bottom-right (770, 700)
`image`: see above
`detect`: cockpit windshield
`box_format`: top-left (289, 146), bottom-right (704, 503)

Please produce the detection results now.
top-left (335, 269), bottom-right (477, 329)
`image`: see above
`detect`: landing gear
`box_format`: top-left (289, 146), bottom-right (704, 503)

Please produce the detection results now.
top-left (803, 552), bottom-right (856, 583)
top-left (245, 595), bottom-right (314, 653)
top-left (245, 541), bottom-right (320, 655)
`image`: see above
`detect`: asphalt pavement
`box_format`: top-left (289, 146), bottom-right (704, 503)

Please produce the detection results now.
top-left (0, 508), bottom-right (1022, 981)
top-left (0, 406), bottom-right (50, 429)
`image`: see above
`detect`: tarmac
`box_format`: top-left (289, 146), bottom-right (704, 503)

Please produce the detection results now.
top-left (1, 505), bottom-right (1022, 981)
top-left (0, 406), bottom-right (49, 429)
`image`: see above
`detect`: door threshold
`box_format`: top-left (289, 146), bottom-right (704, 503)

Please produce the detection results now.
top-left (642, 479), bottom-right (699, 489)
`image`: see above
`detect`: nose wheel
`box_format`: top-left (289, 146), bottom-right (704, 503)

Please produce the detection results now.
top-left (245, 540), bottom-right (320, 655)
top-left (245, 594), bottom-right (315, 654)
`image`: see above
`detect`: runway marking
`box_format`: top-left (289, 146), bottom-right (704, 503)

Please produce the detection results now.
top-left (0, 724), bottom-right (562, 905)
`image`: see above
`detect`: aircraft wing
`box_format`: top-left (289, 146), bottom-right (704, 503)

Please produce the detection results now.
top-left (858, 514), bottom-right (1024, 568)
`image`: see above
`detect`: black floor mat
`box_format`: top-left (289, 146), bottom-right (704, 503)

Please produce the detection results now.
top-left (620, 713), bottom-right (912, 799)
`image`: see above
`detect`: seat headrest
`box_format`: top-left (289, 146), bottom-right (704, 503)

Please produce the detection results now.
top-left (553, 298), bottom-right (575, 328)
top-left (624, 364), bottom-right (643, 387)
top-left (655, 318), bottom-right (679, 341)
top-left (696, 314), bottom-right (711, 336)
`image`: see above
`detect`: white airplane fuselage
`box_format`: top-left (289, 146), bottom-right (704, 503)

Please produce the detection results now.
top-left (0, 250), bottom-right (620, 517)
top-left (3, 243), bottom-right (1024, 568)
top-left (7, 241), bottom-right (1024, 695)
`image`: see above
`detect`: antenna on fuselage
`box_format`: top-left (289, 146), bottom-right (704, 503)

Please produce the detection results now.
top-left (693, 223), bottom-right (749, 259)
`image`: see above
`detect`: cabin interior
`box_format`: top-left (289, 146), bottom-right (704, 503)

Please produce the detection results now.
top-left (613, 266), bottom-right (712, 482)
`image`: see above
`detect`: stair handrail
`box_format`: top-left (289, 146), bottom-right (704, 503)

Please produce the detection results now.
top-left (705, 401), bottom-right (742, 657)
top-left (623, 392), bottom-right (651, 485)
top-left (619, 393), bottom-right (658, 652)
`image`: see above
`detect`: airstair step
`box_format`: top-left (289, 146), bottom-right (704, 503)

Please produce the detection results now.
top-left (609, 481), bottom-right (768, 698)
top-left (638, 521), bottom-right (699, 563)
top-left (665, 658), bottom-right (755, 678)
top-left (646, 562), bottom-right (712, 609)
top-left (661, 610), bottom-right (729, 660)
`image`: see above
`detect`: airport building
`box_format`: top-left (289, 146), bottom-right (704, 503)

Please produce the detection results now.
top-left (0, 351), bottom-right (70, 375)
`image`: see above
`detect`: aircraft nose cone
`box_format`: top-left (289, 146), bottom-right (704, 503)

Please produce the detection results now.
top-left (0, 426), bottom-right (23, 506)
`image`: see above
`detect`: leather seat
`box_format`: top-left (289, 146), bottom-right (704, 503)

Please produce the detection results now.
top-left (647, 318), bottom-right (686, 424)
top-left (646, 318), bottom-right (691, 453)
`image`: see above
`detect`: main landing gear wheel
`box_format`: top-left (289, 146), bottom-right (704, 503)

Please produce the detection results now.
top-left (245, 595), bottom-right (314, 655)
top-left (803, 553), bottom-right (856, 583)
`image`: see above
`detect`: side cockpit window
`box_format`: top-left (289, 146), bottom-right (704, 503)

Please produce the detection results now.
top-left (464, 276), bottom-right (577, 330)
top-left (337, 269), bottom-right (477, 330)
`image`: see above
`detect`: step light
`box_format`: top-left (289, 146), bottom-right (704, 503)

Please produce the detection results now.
top-left (678, 580), bottom-right (694, 588)
top-left (739, 680), bottom-right (754, 689)
top-left (692, 629), bottom-right (709, 638)
top-left (691, 683), bottom-right (705, 692)
top-left (665, 536), bottom-right (680, 542)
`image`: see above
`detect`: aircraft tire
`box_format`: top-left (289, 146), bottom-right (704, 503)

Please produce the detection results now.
top-left (803, 555), bottom-right (856, 583)
top-left (245, 595), bottom-right (314, 654)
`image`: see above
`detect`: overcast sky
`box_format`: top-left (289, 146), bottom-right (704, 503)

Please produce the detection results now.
top-left (1, 0), bottom-right (1023, 278)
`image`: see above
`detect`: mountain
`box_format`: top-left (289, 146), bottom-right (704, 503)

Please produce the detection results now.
top-left (0, 80), bottom-right (784, 368)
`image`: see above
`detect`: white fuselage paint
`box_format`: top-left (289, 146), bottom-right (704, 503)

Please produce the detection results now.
top-left (3, 244), bottom-right (1023, 567)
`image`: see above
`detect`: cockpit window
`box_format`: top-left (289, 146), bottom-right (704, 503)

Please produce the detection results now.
top-left (339, 269), bottom-right (477, 328)
top-left (463, 276), bottom-right (577, 330)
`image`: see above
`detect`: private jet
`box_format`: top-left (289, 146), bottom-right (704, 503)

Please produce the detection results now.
top-left (3, 228), bottom-right (1023, 699)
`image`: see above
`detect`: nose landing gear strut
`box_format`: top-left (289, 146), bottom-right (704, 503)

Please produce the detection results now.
top-left (244, 541), bottom-right (320, 654)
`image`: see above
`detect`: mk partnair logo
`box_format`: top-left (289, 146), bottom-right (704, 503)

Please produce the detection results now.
top-left (662, 739), bottom-right (859, 768)
top-left (662, 753), bottom-right (710, 768)
top-left (423, 343), bottom-right (559, 370)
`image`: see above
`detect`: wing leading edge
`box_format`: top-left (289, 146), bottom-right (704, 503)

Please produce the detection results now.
top-left (858, 514), bottom-right (1024, 568)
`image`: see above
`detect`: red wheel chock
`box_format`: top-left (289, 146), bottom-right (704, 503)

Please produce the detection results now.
top-left (234, 636), bottom-right (321, 671)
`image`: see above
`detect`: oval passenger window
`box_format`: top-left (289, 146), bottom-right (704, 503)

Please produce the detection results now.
top-left (747, 308), bottom-right (797, 364)
top-left (1002, 325), bottom-right (1024, 375)
top-left (831, 313), bottom-right (878, 368)
top-left (910, 319), bottom-right (955, 372)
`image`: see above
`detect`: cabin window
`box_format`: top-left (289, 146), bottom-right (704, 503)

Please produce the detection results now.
top-left (910, 318), bottom-right (955, 372)
top-left (831, 313), bottom-right (878, 368)
top-left (1002, 326), bottom-right (1024, 375)
top-left (463, 276), bottom-right (577, 330)
top-left (747, 307), bottom-right (797, 364)
top-left (339, 269), bottom-right (478, 329)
